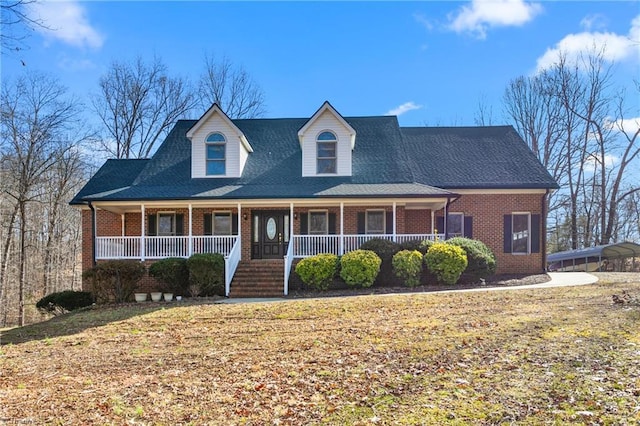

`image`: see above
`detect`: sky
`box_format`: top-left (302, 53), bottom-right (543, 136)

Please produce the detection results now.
top-left (2, 0), bottom-right (639, 128)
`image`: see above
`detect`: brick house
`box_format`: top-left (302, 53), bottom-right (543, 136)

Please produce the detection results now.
top-left (71, 102), bottom-right (558, 297)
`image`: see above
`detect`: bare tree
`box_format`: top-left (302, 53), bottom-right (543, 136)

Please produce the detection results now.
top-left (1, 0), bottom-right (47, 58)
top-left (197, 53), bottom-right (266, 119)
top-left (92, 56), bottom-right (196, 159)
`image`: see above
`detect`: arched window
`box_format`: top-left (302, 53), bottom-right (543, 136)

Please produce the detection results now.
top-left (206, 133), bottom-right (226, 175)
top-left (317, 131), bottom-right (337, 174)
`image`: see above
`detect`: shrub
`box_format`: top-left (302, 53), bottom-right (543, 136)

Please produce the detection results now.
top-left (419, 239), bottom-right (436, 254)
top-left (148, 257), bottom-right (189, 295)
top-left (187, 253), bottom-right (225, 296)
top-left (360, 238), bottom-right (400, 286)
top-left (340, 250), bottom-right (381, 288)
top-left (36, 291), bottom-right (94, 315)
top-left (424, 243), bottom-right (468, 285)
top-left (83, 260), bottom-right (146, 303)
top-left (392, 250), bottom-right (424, 287)
top-left (295, 253), bottom-right (338, 291)
top-left (446, 237), bottom-right (497, 282)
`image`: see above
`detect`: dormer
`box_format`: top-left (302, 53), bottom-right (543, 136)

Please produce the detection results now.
top-left (298, 101), bottom-right (356, 177)
top-left (186, 104), bottom-right (253, 178)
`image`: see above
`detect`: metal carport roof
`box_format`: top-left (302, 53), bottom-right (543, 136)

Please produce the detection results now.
top-left (547, 242), bottom-right (640, 263)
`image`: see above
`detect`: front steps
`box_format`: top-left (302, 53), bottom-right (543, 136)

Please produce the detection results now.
top-left (229, 260), bottom-right (285, 298)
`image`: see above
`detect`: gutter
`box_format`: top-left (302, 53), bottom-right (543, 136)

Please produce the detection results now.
top-left (542, 189), bottom-right (549, 272)
top-left (88, 201), bottom-right (97, 267)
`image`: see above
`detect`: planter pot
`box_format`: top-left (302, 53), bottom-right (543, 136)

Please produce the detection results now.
top-left (134, 293), bottom-right (147, 303)
top-left (176, 296), bottom-right (183, 302)
top-left (163, 293), bottom-right (173, 302)
top-left (150, 292), bottom-right (162, 302)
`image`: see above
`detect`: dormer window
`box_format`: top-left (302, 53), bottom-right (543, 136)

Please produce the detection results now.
top-left (317, 131), bottom-right (337, 174)
top-left (206, 133), bottom-right (226, 175)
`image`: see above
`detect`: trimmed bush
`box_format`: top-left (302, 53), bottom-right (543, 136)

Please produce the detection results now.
top-left (419, 239), bottom-right (436, 254)
top-left (148, 257), bottom-right (189, 295)
top-left (36, 290), bottom-right (94, 315)
top-left (340, 250), bottom-right (381, 288)
top-left (424, 243), bottom-right (468, 285)
top-left (83, 260), bottom-right (146, 303)
top-left (295, 253), bottom-right (338, 291)
top-left (392, 250), bottom-right (423, 287)
top-left (446, 237), bottom-right (497, 282)
top-left (360, 238), bottom-right (400, 286)
top-left (187, 253), bottom-right (225, 296)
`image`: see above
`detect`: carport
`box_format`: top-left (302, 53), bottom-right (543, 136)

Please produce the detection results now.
top-left (547, 242), bottom-right (640, 272)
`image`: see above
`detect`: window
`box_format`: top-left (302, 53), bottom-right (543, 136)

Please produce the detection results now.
top-left (309, 211), bottom-right (328, 235)
top-left (447, 213), bottom-right (464, 237)
top-left (317, 131), bottom-right (337, 174)
top-left (213, 212), bottom-right (232, 235)
top-left (366, 210), bottom-right (385, 234)
top-left (158, 213), bottom-right (176, 236)
top-left (206, 133), bottom-right (226, 175)
top-left (512, 213), bottom-right (530, 254)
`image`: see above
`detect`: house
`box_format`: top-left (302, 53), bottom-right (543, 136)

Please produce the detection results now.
top-left (71, 101), bottom-right (559, 297)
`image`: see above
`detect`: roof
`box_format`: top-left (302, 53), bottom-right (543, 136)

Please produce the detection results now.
top-left (71, 113), bottom-right (558, 204)
top-left (547, 242), bottom-right (640, 263)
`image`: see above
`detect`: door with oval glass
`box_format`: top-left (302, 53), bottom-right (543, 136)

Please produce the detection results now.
top-left (252, 210), bottom-right (290, 259)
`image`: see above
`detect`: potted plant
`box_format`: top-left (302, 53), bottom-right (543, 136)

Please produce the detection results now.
top-left (134, 293), bottom-right (148, 303)
top-left (163, 292), bottom-right (173, 302)
top-left (150, 292), bottom-right (162, 302)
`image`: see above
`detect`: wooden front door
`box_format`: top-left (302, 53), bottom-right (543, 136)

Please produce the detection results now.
top-left (252, 210), bottom-right (289, 259)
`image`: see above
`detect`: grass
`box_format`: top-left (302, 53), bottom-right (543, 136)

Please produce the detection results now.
top-left (1, 281), bottom-right (639, 425)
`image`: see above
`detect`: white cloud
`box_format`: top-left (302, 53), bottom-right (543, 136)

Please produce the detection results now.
top-left (609, 116), bottom-right (640, 138)
top-left (28, 1), bottom-right (104, 49)
top-left (447, 0), bottom-right (542, 40)
top-left (414, 13), bottom-right (434, 31)
top-left (535, 14), bottom-right (640, 72)
top-left (385, 102), bottom-right (423, 116)
top-left (580, 14), bottom-right (607, 32)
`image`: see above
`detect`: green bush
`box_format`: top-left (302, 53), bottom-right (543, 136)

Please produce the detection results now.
top-left (148, 257), bottom-right (189, 295)
top-left (340, 250), bottom-right (381, 288)
top-left (187, 253), bottom-right (225, 296)
top-left (392, 250), bottom-right (424, 287)
top-left (419, 239), bottom-right (436, 254)
top-left (446, 237), bottom-right (497, 282)
top-left (360, 238), bottom-right (400, 286)
top-left (83, 260), bottom-right (146, 303)
top-left (295, 253), bottom-right (338, 291)
top-left (424, 243), bottom-right (468, 285)
top-left (36, 290), bottom-right (94, 315)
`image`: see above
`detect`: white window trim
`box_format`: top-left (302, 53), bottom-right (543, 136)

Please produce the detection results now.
top-left (511, 212), bottom-right (531, 255)
top-left (316, 130), bottom-right (337, 175)
top-left (308, 210), bottom-right (329, 235)
top-left (205, 132), bottom-right (227, 176)
top-left (212, 211), bottom-right (232, 236)
top-left (157, 211), bottom-right (177, 236)
top-left (366, 209), bottom-right (386, 235)
top-left (448, 212), bottom-right (464, 237)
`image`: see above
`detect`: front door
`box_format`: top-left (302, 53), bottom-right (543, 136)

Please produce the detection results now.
top-left (252, 210), bottom-right (290, 259)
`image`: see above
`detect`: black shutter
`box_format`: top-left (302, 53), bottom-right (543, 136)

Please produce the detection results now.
top-left (357, 212), bottom-right (365, 234)
top-left (464, 216), bottom-right (473, 239)
top-left (531, 214), bottom-right (541, 253)
top-left (436, 216), bottom-right (444, 235)
top-left (232, 214), bottom-right (238, 235)
top-left (148, 214), bottom-right (157, 236)
top-left (300, 213), bottom-right (308, 235)
top-left (203, 213), bottom-right (212, 236)
top-left (503, 215), bottom-right (512, 253)
top-left (385, 211), bottom-right (393, 234)
top-left (328, 213), bottom-right (336, 235)
top-left (175, 214), bottom-right (184, 236)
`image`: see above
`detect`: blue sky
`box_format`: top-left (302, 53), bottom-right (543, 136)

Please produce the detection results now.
top-left (2, 1), bottom-right (639, 127)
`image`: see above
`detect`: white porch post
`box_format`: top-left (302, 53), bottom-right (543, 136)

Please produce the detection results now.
top-left (431, 210), bottom-right (435, 237)
top-left (140, 204), bottom-right (146, 261)
top-left (444, 202), bottom-right (448, 240)
top-left (188, 204), bottom-right (193, 256)
top-left (121, 214), bottom-right (125, 237)
top-left (392, 202), bottom-right (397, 242)
top-left (238, 202), bottom-right (242, 245)
top-left (340, 202), bottom-right (344, 255)
top-left (289, 203), bottom-right (293, 244)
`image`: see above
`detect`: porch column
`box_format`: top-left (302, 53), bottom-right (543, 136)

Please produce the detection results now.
top-left (444, 201), bottom-right (448, 240)
top-left (238, 202), bottom-right (242, 248)
top-left (289, 203), bottom-right (293, 245)
top-left (340, 202), bottom-right (344, 255)
top-left (188, 204), bottom-right (193, 256)
top-left (121, 214), bottom-right (125, 237)
top-left (140, 204), bottom-right (145, 261)
top-left (392, 202), bottom-right (397, 242)
top-left (431, 210), bottom-right (435, 237)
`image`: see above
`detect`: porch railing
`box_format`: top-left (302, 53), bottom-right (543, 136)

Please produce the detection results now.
top-left (224, 237), bottom-right (241, 297)
top-left (95, 236), bottom-right (238, 259)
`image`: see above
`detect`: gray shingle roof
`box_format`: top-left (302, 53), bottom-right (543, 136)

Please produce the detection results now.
top-left (71, 116), bottom-right (557, 205)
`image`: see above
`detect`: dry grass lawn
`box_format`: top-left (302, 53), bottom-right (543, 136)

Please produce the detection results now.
top-left (1, 280), bottom-right (639, 425)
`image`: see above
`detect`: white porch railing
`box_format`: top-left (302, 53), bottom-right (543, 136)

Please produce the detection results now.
top-left (224, 237), bottom-right (241, 297)
top-left (292, 233), bottom-right (445, 258)
top-left (95, 236), bottom-right (238, 259)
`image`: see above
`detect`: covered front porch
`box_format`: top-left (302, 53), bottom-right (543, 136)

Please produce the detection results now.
top-left (87, 197), bottom-right (454, 296)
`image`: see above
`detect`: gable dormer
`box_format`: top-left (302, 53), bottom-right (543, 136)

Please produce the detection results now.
top-left (298, 101), bottom-right (356, 177)
top-left (186, 104), bottom-right (253, 178)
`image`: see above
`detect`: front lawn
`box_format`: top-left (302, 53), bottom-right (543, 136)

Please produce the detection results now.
top-left (1, 281), bottom-right (639, 424)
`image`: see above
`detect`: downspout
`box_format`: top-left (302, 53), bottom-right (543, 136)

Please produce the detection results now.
top-left (542, 189), bottom-right (549, 272)
top-left (88, 201), bottom-right (97, 267)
